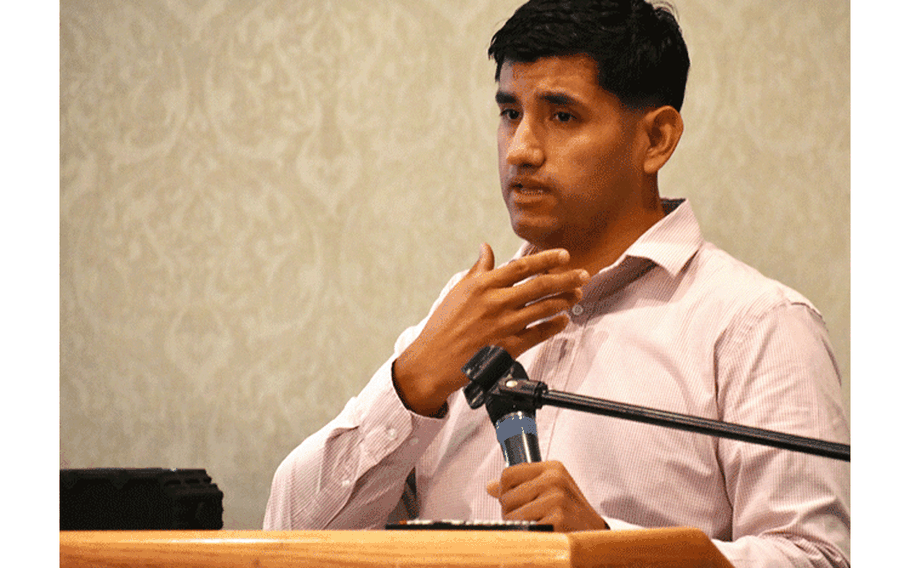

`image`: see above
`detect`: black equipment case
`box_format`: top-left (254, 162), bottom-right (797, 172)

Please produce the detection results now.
top-left (60, 468), bottom-right (224, 530)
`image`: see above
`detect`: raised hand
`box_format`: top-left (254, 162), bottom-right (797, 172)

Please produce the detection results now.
top-left (393, 243), bottom-right (589, 416)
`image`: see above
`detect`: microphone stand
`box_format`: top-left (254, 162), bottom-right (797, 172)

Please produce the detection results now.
top-left (462, 346), bottom-right (850, 463)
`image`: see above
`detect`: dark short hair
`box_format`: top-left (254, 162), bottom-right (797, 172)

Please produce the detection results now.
top-left (489, 0), bottom-right (690, 111)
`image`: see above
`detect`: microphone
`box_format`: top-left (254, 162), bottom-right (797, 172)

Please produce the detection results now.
top-left (463, 346), bottom-right (542, 466)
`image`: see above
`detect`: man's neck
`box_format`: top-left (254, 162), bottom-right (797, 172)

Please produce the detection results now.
top-left (568, 206), bottom-right (666, 275)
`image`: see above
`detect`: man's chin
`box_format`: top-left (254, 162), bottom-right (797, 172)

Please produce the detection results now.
top-left (511, 221), bottom-right (563, 250)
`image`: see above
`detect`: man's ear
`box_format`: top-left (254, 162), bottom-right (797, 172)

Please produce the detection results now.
top-left (641, 106), bottom-right (684, 175)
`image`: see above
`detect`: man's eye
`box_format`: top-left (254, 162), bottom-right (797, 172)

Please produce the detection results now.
top-left (500, 109), bottom-right (520, 120)
top-left (555, 112), bottom-right (574, 122)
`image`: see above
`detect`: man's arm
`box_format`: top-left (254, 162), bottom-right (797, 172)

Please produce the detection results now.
top-left (711, 301), bottom-right (850, 567)
top-left (264, 244), bottom-right (589, 529)
top-left (262, 354), bottom-right (445, 530)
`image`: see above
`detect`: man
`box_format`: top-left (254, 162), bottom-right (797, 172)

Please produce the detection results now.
top-left (264, 1), bottom-right (849, 566)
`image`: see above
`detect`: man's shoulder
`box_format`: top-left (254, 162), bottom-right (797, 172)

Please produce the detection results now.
top-left (686, 241), bottom-right (821, 319)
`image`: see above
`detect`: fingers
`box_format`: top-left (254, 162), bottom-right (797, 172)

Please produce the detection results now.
top-left (491, 462), bottom-right (606, 532)
top-left (497, 464), bottom-right (553, 520)
top-left (499, 462), bottom-right (551, 497)
top-left (496, 462), bottom-right (575, 516)
top-left (469, 245), bottom-right (588, 304)
top-left (467, 244), bottom-right (588, 323)
top-left (484, 248), bottom-right (572, 288)
top-left (494, 286), bottom-right (582, 351)
top-left (501, 313), bottom-right (570, 357)
top-left (511, 278), bottom-right (587, 313)
top-left (467, 242), bottom-right (496, 278)
top-left (485, 250), bottom-right (589, 313)
top-left (464, 246), bottom-right (588, 358)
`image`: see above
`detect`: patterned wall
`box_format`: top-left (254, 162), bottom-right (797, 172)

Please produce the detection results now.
top-left (60, 0), bottom-right (849, 529)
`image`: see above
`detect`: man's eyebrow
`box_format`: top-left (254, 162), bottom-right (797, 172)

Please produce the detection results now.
top-left (540, 91), bottom-right (582, 107)
top-left (495, 91), bottom-right (517, 105)
top-left (494, 90), bottom-right (583, 107)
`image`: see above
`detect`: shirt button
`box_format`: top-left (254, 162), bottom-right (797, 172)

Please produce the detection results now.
top-left (408, 437), bottom-right (419, 447)
top-left (385, 427), bottom-right (398, 440)
top-left (571, 305), bottom-right (584, 316)
top-left (340, 479), bottom-right (352, 488)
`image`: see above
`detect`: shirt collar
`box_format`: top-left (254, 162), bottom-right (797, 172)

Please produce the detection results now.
top-left (623, 198), bottom-right (704, 278)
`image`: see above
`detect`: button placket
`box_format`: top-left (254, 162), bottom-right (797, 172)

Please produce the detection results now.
top-left (533, 329), bottom-right (579, 460)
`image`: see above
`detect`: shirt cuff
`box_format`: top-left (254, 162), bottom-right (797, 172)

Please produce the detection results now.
top-left (353, 357), bottom-right (447, 464)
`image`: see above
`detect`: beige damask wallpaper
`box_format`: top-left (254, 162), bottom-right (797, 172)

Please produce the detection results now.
top-left (60, 0), bottom-right (849, 529)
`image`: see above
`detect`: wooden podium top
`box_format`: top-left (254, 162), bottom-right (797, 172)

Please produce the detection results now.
top-left (60, 527), bottom-right (735, 568)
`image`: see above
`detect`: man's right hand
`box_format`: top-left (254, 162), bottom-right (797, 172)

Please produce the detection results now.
top-left (392, 243), bottom-right (589, 417)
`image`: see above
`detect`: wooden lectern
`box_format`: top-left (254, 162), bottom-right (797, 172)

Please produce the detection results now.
top-left (60, 528), bottom-right (735, 567)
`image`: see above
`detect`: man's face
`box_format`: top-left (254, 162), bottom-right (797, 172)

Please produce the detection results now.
top-left (496, 55), bottom-right (646, 253)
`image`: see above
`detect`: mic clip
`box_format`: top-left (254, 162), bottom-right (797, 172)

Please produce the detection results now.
top-left (462, 346), bottom-right (546, 422)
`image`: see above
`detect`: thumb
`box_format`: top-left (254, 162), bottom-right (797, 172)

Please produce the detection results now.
top-left (486, 479), bottom-right (501, 498)
top-left (467, 242), bottom-right (495, 277)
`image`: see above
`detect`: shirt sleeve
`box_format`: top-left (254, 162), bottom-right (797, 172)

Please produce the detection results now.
top-left (262, 271), bottom-right (467, 530)
top-left (710, 300), bottom-right (850, 567)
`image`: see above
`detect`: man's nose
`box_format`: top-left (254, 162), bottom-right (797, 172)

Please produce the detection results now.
top-left (506, 118), bottom-right (544, 167)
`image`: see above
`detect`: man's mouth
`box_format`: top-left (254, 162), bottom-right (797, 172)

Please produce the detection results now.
top-left (511, 180), bottom-right (549, 195)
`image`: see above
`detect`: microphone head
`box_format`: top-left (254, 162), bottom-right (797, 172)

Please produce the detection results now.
top-left (495, 410), bottom-right (542, 466)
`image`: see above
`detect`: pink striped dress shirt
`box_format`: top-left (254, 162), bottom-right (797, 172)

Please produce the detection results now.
top-left (264, 199), bottom-right (850, 568)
